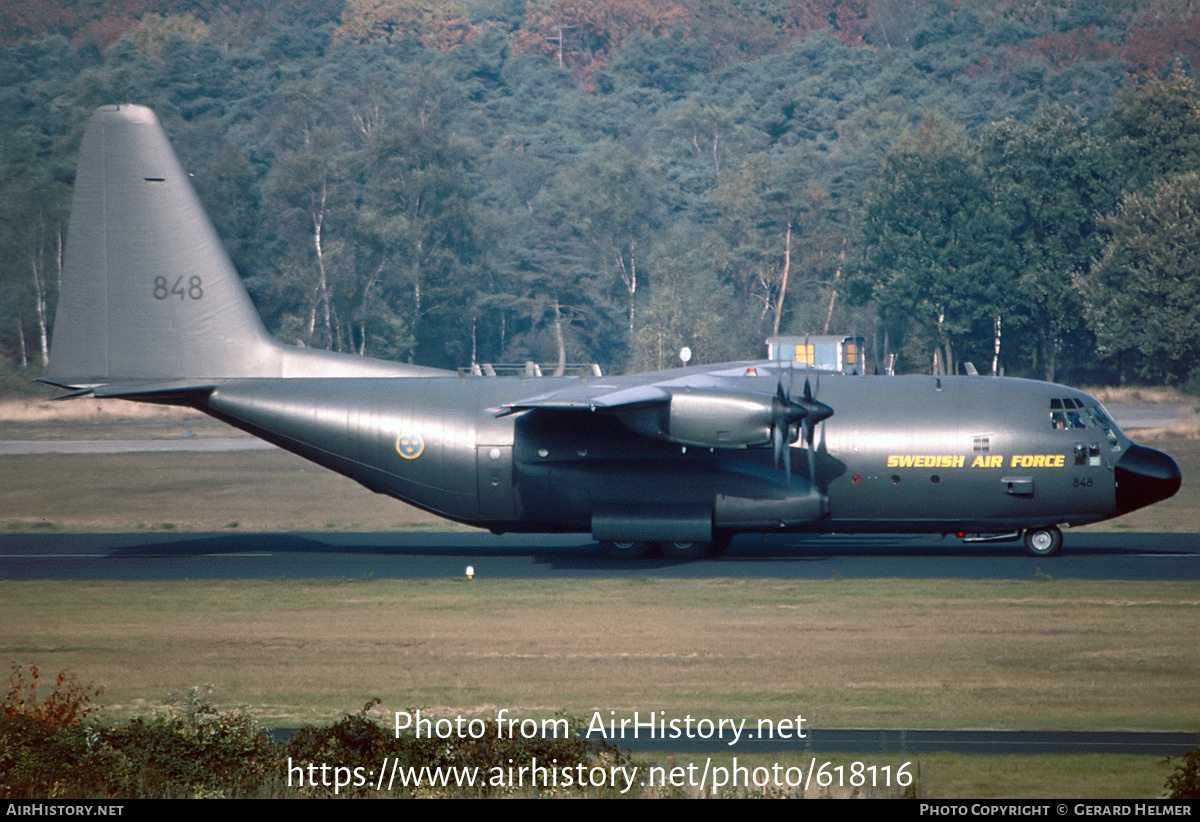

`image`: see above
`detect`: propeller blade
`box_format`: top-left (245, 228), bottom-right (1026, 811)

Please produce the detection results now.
top-left (796, 375), bottom-right (832, 482)
top-left (772, 373), bottom-right (817, 485)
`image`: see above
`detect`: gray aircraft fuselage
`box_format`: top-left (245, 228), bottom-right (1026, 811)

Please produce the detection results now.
top-left (197, 370), bottom-right (1173, 542)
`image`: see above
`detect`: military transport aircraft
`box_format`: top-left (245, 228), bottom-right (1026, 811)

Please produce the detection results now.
top-left (42, 105), bottom-right (1182, 559)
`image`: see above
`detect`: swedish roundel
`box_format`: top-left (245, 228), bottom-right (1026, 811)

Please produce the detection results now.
top-left (396, 433), bottom-right (424, 460)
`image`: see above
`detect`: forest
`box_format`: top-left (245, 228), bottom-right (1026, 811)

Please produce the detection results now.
top-left (2, 0), bottom-right (1200, 386)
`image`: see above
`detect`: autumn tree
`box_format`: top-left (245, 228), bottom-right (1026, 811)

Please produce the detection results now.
top-left (336, 0), bottom-right (478, 50)
top-left (513, 0), bottom-right (690, 83)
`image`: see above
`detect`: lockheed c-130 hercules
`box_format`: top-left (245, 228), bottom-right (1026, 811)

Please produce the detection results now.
top-left (42, 105), bottom-right (1182, 559)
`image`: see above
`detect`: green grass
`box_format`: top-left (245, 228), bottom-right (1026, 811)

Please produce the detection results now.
top-left (2, 577), bottom-right (1196, 731)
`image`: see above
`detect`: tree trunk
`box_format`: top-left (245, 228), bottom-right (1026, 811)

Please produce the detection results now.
top-left (822, 237), bottom-right (845, 335)
top-left (311, 178), bottom-right (333, 350)
top-left (772, 221), bottom-right (792, 337)
top-left (991, 316), bottom-right (1002, 376)
top-left (552, 298), bottom-right (566, 377)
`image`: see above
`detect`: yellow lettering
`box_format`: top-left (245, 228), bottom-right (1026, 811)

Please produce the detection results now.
top-left (1009, 454), bottom-right (1066, 468)
top-left (890, 454), bottom-right (970, 468)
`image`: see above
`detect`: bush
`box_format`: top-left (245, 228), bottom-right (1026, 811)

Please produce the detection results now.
top-left (1165, 746), bottom-right (1200, 799)
top-left (1, 676), bottom-right (639, 798)
top-left (284, 700), bottom-right (639, 797)
top-left (2, 664), bottom-right (101, 729)
top-left (1, 680), bottom-right (276, 799)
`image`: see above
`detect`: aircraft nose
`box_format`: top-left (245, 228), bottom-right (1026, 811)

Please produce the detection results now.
top-left (1115, 444), bottom-right (1182, 514)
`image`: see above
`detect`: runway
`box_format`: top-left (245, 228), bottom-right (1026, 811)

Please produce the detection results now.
top-left (1, 530), bottom-right (1196, 581)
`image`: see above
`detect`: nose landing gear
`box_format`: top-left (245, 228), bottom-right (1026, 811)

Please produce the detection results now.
top-left (1023, 526), bottom-right (1062, 557)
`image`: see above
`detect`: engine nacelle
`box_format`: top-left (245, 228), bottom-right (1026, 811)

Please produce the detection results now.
top-left (614, 387), bottom-right (780, 449)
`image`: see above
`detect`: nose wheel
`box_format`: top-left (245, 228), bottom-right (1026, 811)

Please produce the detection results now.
top-left (1023, 526), bottom-right (1062, 557)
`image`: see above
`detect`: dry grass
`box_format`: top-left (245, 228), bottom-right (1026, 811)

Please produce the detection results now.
top-left (0, 397), bottom-right (206, 424)
top-left (1129, 426), bottom-right (1200, 440)
top-left (1, 450), bottom-right (446, 531)
top-left (2, 578), bottom-right (1196, 732)
top-left (1082, 385), bottom-right (1196, 404)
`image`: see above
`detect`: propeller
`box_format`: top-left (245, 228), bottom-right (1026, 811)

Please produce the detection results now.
top-left (770, 370), bottom-right (833, 484)
top-left (799, 376), bottom-right (833, 485)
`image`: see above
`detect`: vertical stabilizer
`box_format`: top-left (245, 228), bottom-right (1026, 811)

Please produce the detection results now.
top-left (48, 105), bottom-right (439, 387)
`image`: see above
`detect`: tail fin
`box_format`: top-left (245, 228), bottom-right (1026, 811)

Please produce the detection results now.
top-left (47, 104), bottom-right (440, 388)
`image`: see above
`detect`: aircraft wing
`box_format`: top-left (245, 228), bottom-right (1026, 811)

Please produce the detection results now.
top-left (500, 381), bottom-right (671, 412)
top-left (501, 366), bottom-right (830, 452)
top-left (499, 364), bottom-right (777, 412)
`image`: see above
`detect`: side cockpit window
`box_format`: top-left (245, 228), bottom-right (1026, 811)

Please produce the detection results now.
top-left (1086, 405), bottom-right (1120, 450)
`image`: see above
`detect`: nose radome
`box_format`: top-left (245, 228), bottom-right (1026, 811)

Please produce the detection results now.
top-left (1115, 444), bottom-right (1182, 515)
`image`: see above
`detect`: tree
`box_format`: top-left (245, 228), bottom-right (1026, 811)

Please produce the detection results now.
top-left (359, 108), bottom-right (477, 365)
top-left (0, 121), bottom-right (69, 369)
top-left (565, 144), bottom-right (664, 356)
top-left (631, 223), bottom-right (758, 371)
top-left (513, 0), bottom-right (691, 84)
top-left (1078, 173), bottom-right (1200, 385)
top-left (1105, 60), bottom-right (1200, 193)
top-left (856, 115), bottom-right (1004, 375)
top-left (981, 105), bottom-right (1119, 381)
top-left (718, 148), bottom-right (836, 339)
top-left (336, 0), bottom-right (478, 50)
top-left (260, 85), bottom-right (361, 352)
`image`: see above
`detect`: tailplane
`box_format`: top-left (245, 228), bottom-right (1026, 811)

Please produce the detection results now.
top-left (47, 104), bottom-right (441, 390)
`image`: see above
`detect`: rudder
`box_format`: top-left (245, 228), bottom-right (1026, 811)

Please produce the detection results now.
top-left (47, 105), bottom-right (435, 388)
top-left (48, 104), bottom-right (283, 385)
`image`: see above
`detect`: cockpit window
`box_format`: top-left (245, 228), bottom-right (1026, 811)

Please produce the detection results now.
top-left (1050, 398), bottom-right (1091, 430)
top-left (1050, 399), bottom-right (1120, 449)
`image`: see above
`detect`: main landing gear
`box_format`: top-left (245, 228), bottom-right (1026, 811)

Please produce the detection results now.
top-left (599, 532), bottom-right (733, 560)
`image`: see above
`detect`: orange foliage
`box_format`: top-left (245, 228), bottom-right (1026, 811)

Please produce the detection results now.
top-left (513, 0), bottom-right (692, 83)
top-left (2, 664), bottom-right (102, 730)
top-left (783, 0), bottom-right (873, 47)
top-left (1121, 13), bottom-right (1200, 76)
top-left (1, 0), bottom-right (184, 47)
top-left (336, 0), bottom-right (479, 51)
top-left (1010, 26), bottom-right (1118, 70)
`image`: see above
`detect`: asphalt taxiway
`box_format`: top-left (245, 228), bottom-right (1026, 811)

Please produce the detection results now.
top-left (1, 530), bottom-right (1196, 581)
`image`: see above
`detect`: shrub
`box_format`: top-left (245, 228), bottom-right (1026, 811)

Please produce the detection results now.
top-left (2, 664), bottom-right (101, 729)
top-left (1165, 746), bottom-right (1200, 799)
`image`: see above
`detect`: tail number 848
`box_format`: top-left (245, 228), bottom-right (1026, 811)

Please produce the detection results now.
top-left (153, 275), bottom-right (203, 301)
